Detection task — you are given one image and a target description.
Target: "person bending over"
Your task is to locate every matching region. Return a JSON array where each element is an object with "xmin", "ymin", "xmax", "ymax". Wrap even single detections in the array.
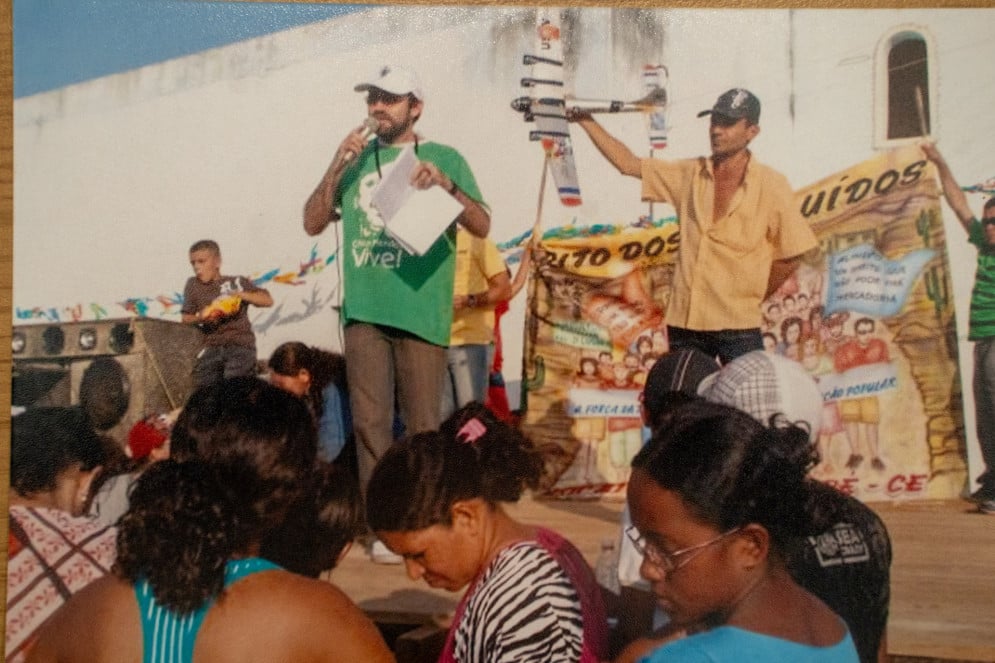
[
  {"xmin": 366, "ymin": 402, "xmax": 608, "ymax": 663},
  {"xmin": 269, "ymin": 341, "xmax": 353, "ymax": 464}
]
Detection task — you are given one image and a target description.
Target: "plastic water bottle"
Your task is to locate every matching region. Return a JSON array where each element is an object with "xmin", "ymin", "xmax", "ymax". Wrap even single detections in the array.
[{"xmin": 595, "ymin": 537, "xmax": 621, "ymax": 595}]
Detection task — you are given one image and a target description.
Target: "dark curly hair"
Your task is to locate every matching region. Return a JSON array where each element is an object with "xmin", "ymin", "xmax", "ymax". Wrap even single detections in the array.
[
  {"xmin": 268, "ymin": 342, "xmax": 347, "ymax": 422},
  {"xmin": 366, "ymin": 402, "xmax": 544, "ymax": 532},
  {"xmin": 260, "ymin": 461, "xmax": 362, "ymax": 578},
  {"xmin": 115, "ymin": 377, "xmax": 317, "ymax": 614},
  {"xmin": 11, "ymin": 406, "xmax": 107, "ymax": 497},
  {"xmin": 632, "ymin": 398, "xmax": 820, "ymax": 552}
]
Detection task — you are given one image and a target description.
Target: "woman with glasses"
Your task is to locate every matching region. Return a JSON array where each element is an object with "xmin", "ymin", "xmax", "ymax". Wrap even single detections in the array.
[{"xmin": 626, "ymin": 399, "xmax": 859, "ymax": 662}]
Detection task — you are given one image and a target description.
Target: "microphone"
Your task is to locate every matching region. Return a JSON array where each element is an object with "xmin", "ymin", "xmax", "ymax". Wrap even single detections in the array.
[{"xmin": 344, "ymin": 117, "xmax": 380, "ymax": 163}]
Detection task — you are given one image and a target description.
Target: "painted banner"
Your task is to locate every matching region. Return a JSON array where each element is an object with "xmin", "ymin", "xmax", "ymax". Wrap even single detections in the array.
[
  {"xmin": 785, "ymin": 145, "xmax": 964, "ymax": 501},
  {"xmin": 522, "ymin": 145, "xmax": 967, "ymax": 502},
  {"xmin": 520, "ymin": 221, "xmax": 679, "ymax": 499}
]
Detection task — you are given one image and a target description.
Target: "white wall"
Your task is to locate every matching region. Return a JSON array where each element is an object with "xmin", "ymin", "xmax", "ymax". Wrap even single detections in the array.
[{"xmin": 14, "ymin": 5, "xmax": 995, "ymax": 480}]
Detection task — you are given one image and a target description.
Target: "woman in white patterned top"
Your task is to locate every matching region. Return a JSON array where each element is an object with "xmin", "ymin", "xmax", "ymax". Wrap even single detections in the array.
[{"xmin": 6, "ymin": 407, "xmax": 116, "ymax": 663}]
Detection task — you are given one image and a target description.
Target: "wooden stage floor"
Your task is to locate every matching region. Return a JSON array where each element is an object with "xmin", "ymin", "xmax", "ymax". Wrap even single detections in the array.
[{"xmin": 332, "ymin": 495, "xmax": 995, "ymax": 663}]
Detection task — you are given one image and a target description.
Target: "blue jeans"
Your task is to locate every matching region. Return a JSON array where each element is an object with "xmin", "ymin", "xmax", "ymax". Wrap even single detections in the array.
[
  {"xmin": 973, "ymin": 338, "xmax": 995, "ymax": 495},
  {"xmin": 666, "ymin": 325, "xmax": 763, "ymax": 364},
  {"xmin": 192, "ymin": 344, "xmax": 257, "ymax": 389},
  {"xmin": 316, "ymin": 383, "xmax": 351, "ymax": 463},
  {"xmin": 441, "ymin": 343, "xmax": 491, "ymax": 420}
]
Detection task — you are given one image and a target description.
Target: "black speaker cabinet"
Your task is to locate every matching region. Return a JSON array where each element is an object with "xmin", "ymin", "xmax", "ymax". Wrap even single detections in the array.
[{"xmin": 12, "ymin": 318, "xmax": 204, "ymax": 445}]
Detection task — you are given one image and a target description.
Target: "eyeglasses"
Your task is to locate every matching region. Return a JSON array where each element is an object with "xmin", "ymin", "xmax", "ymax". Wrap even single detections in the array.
[
  {"xmin": 982, "ymin": 218, "xmax": 995, "ymax": 228},
  {"xmin": 625, "ymin": 525, "xmax": 741, "ymax": 573}
]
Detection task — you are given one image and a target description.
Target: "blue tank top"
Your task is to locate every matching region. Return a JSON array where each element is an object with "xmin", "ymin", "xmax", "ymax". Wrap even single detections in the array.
[{"xmin": 135, "ymin": 557, "xmax": 281, "ymax": 663}]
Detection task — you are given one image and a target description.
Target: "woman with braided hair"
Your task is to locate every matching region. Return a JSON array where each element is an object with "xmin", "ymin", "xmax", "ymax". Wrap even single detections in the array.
[{"xmin": 366, "ymin": 401, "xmax": 607, "ymax": 663}]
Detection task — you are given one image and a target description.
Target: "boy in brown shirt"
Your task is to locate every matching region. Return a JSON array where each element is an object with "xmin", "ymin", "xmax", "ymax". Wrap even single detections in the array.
[{"xmin": 181, "ymin": 239, "xmax": 272, "ymax": 388}]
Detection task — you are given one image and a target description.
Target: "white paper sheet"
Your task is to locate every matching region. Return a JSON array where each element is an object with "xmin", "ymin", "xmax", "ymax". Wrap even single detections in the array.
[{"xmin": 370, "ymin": 144, "xmax": 463, "ymax": 256}]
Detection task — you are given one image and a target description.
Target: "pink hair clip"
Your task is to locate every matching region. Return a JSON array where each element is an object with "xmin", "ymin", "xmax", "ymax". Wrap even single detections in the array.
[{"xmin": 457, "ymin": 418, "xmax": 487, "ymax": 444}]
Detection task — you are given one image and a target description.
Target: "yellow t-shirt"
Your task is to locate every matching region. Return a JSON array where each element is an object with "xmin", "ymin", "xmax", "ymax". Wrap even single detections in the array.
[
  {"xmin": 450, "ymin": 230, "xmax": 507, "ymax": 346},
  {"xmin": 641, "ymin": 154, "xmax": 817, "ymax": 331}
]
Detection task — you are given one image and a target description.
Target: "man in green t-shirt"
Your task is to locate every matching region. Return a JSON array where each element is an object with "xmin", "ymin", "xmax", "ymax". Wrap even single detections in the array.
[
  {"xmin": 922, "ymin": 142, "xmax": 995, "ymax": 514},
  {"xmin": 303, "ymin": 66, "xmax": 491, "ymax": 549}
]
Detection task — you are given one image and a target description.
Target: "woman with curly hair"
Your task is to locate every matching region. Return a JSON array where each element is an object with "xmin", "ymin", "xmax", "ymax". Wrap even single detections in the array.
[
  {"xmin": 28, "ymin": 378, "xmax": 393, "ymax": 663},
  {"xmin": 625, "ymin": 399, "xmax": 859, "ymax": 662},
  {"xmin": 268, "ymin": 341, "xmax": 352, "ymax": 463},
  {"xmin": 366, "ymin": 402, "xmax": 607, "ymax": 663}
]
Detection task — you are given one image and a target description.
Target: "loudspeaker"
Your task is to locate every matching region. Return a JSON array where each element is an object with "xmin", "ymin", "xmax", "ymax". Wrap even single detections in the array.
[{"xmin": 12, "ymin": 318, "xmax": 204, "ymax": 445}]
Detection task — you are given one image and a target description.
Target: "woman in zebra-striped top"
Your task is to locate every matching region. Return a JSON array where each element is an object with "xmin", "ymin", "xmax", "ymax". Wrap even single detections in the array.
[{"xmin": 367, "ymin": 402, "xmax": 609, "ymax": 663}]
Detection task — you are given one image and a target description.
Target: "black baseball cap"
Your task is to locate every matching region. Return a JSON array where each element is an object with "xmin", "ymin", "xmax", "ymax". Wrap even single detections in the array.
[
  {"xmin": 697, "ymin": 88, "xmax": 761, "ymax": 124},
  {"xmin": 642, "ymin": 348, "xmax": 719, "ymax": 425}
]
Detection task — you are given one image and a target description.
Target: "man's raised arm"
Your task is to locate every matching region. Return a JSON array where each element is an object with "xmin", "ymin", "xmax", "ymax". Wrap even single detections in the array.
[
  {"xmin": 921, "ymin": 141, "xmax": 974, "ymax": 233},
  {"xmin": 570, "ymin": 112, "xmax": 642, "ymax": 178}
]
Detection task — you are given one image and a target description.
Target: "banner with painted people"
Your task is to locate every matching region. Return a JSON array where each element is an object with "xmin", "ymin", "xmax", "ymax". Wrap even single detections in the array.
[
  {"xmin": 522, "ymin": 145, "xmax": 966, "ymax": 501},
  {"xmin": 520, "ymin": 221, "xmax": 678, "ymax": 499},
  {"xmin": 779, "ymin": 144, "xmax": 964, "ymax": 501}
]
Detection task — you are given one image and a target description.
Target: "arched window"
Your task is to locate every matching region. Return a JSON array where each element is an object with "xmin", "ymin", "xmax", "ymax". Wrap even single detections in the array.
[{"xmin": 874, "ymin": 27, "xmax": 936, "ymax": 148}]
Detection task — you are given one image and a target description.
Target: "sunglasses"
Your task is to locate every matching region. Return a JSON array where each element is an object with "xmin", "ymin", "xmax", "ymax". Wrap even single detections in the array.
[
  {"xmin": 982, "ymin": 218, "xmax": 995, "ymax": 228},
  {"xmin": 366, "ymin": 90, "xmax": 409, "ymax": 106}
]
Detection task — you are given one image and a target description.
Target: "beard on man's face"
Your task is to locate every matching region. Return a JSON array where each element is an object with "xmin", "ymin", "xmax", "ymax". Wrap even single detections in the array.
[{"xmin": 372, "ymin": 105, "xmax": 417, "ymax": 144}]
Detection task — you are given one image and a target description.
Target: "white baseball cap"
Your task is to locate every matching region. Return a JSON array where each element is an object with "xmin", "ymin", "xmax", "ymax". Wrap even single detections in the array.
[{"xmin": 354, "ymin": 65, "xmax": 424, "ymax": 101}]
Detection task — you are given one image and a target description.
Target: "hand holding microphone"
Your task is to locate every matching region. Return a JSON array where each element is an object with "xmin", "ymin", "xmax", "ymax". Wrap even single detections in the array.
[{"xmin": 341, "ymin": 117, "xmax": 380, "ymax": 164}]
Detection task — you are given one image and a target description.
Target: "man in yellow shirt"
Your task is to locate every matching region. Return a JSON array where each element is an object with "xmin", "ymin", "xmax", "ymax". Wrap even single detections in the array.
[
  {"xmin": 571, "ymin": 89, "xmax": 817, "ymax": 363},
  {"xmin": 443, "ymin": 229, "xmax": 512, "ymax": 418}
]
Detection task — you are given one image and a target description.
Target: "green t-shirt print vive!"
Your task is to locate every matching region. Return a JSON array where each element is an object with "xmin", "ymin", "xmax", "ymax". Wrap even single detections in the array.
[{"xmin": 338, "ymin": 140, "xmax": 485, "ymax": 347}]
